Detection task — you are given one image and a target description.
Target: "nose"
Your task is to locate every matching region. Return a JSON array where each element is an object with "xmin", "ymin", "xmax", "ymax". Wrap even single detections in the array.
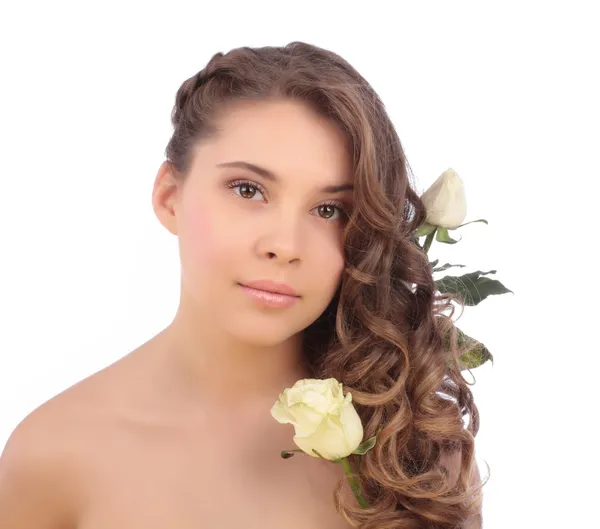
[{"xmin": 253, "ymin": 213, "xmax": 303, "ymax": 265}]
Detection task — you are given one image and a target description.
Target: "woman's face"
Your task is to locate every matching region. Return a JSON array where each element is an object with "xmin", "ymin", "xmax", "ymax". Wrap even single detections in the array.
[{"xmin": 166, "ymin": 98, "xmax": 353, "ymax": 346}]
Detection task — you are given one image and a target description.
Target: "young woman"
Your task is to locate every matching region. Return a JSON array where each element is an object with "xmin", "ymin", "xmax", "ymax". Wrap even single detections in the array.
[{"xmin": 0, "ymin": 41, "xmax": 485, "ymax": 528}]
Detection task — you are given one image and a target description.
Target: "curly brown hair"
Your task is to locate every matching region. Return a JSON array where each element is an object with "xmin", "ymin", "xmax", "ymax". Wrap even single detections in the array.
[{"xmin": 165, "ymin": 41, "xmax": 488, "ymax": 529}]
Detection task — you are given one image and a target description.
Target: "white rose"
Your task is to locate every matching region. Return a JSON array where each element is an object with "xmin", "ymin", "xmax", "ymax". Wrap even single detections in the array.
[
  {"xmin": 421, "ymin": 168, "xmax": 467, "ymax": 229},
  {"xmin": 270, "ymin": 378, "xmax": 364, "ymax": 460}
]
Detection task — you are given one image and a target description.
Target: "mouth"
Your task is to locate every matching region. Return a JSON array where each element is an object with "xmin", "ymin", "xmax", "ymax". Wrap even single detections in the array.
[
  {"xmin": 238, "ymin": 280, "xmax": 300, "ymax": 297},
  {"xmin": 237, "ymin": 280, "xmax": 300, "ymax": 309}
]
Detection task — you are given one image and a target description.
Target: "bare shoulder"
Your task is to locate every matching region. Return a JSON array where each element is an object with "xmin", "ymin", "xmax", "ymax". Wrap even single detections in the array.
[
  {"xmin": 0, "ymin": 387, "xmax": 90, "ymax": 528},
  {"xmin": 0, "ymin": 345, "xmax": 147, "ymax": 529}
]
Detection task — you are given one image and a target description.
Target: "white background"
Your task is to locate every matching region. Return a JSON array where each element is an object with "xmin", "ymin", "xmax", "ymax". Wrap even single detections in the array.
[{"xmin": 0, "ymin": 1, "xmax": 597, "ymax": 527}]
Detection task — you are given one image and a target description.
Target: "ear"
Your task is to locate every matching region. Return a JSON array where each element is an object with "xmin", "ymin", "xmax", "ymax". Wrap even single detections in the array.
[{"xmin": 152, "ymin": 161, "xmax": 183, "ymax": 236}]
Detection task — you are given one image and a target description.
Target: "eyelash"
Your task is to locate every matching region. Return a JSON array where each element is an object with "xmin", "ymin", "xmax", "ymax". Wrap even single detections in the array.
[
  {"xmin": 227, "ymin": 179, "xmax": 267, "ymax": 200},
  {"xmin": 226, "ymin": 179, "xmax": 348, "ymax": 221}
]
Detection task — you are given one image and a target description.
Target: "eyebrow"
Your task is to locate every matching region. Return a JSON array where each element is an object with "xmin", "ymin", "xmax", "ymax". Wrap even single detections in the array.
[{"xmin": 216, "ymin": 161, "xmax": 354, "ymax": 193}]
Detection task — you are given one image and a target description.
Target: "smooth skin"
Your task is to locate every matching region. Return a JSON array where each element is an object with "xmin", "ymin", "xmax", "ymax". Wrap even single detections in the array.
[{"xmin": 0, "ymin": 99, "xmax": 478, "ymax": 528}]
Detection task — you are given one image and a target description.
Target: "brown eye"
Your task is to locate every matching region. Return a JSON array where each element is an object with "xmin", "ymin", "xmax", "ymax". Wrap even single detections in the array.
[
  {"xmin": 317, "ymin": 204, "xmax": 337, "ymax": 219},
  {"xmin": 229, "ymin": 180, "xmax": 265, "ymax": 201},
  {"xmin": 313, "ymin": 202, "xmax": 348, "ymax": 222},
  {"xmin": 239, "ymin": 183, "xmax": 256, "ymax": 199}
]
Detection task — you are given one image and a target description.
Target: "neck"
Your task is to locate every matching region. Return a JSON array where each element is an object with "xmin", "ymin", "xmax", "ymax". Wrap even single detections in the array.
[{"xmin": 154, "ymin": 303, "xmax": 311, "ymax": 407}]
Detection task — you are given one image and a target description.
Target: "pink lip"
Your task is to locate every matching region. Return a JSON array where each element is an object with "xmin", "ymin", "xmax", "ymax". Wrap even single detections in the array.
[
  {"xmin": 241, "ymin": 280, "xmax": 299, "ymax": 297},
  {"xmin": 238, "ymin": 280, "xmax": 300, "ymax": 309}
]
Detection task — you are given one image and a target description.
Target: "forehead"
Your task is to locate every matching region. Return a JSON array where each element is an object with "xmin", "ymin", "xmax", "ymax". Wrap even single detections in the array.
[{"xmin": 193, "ymin": 99, "xmax": 353, "ymax": 184}]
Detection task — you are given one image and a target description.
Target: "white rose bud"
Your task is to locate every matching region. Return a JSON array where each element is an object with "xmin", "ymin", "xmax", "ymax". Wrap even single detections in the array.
[
  {"xmin": 421, "ymin": 168, "xmax": 467, "ymax": 229},
  {"xmin": 270, "ymin": 378, "xmax": 364, "ymax": 461}
]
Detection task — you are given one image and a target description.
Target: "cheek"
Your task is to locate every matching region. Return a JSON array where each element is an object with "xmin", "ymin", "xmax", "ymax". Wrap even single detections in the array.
[
  {"xmin": 310, "ymin": 235, "xmax": 345, "ymax": 288},
  {"xmin": 331, "ymin": 254, "xmax": 345, "ymax": 286},
  {"xmin": 180, "ymin": 204, "xmax": 229, "ymax": 270},
  {"xmin": 328, "ymin": 230, "xmax": 346, "ymax": 274},
  {"xmin": 180, "ymin": 196, "xmax": 248, "ymax": 271}
]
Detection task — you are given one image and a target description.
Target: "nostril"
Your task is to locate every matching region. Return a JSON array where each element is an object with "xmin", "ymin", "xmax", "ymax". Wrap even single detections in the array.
[{"xmin": 267, "ymin": 252, "xmax": 277, "ymax": 259}]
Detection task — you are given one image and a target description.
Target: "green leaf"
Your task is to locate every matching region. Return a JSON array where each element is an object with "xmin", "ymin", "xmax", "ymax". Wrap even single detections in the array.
[
  {"xmin": 281, "ymin": 449, "xmax": 304, "ymax": 459},
  {"xmin": 429, "ymin": 259, "xmax": 440, "ymax": 268},
  {"xmin": 456, "ymin": 327, "xmax": 494, "ymax": 369},
  {"xmin": 352, "ymin": 435, "xmax": 378, "ymax": 455},
  {"xmin": 443, "ymin": 326, "xmax": 494, "ymax": 370},
  {"xmin": 415, "ymin": 222, "xmax": 437, "ymax": 237},
  {"xmin": 435, "ymin": 270, "xmax": 513, "ymax": 306},
  {"xmin": 456, "ymin": 218, "xmax": 488, "ymax": 229},
  {"xmin": 432, "ymin": 262, "xmax": 466, "ymax": 273},
  {"xmin": 459, "ymin": 344, "xmax": 494, "ymax": 369},
  {"xmin": 436, "ymin": 227, "xmax": 460, "ymax": 244}
]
